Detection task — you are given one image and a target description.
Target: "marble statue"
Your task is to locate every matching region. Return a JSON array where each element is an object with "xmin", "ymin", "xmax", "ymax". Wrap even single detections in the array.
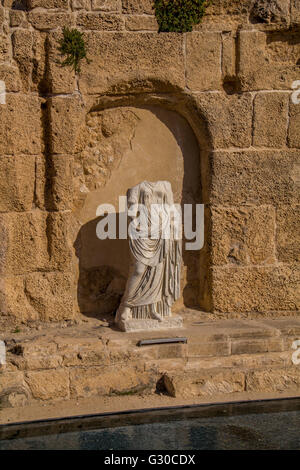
[{"xmin": 115, "ymin": 181, "xmax": 183, "ymax": 332}]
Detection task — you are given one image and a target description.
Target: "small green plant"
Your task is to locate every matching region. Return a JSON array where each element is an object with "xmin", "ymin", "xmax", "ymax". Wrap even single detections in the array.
[
  {"xmin": 58, "ymin": 27, "xmax": 89, "ymax": 74},
  {"xmin": 154, "ymin": 0, "xmax": 209, "ymax": 33},
  {"xmin": 13, "ymin": 327, "xmax": 21, "ymax": 334}
]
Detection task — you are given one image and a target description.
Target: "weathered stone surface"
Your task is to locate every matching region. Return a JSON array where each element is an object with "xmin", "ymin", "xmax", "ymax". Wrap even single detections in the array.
[
  {"xmin": 50, "ymin": 155, "xmax": 74, "ymax": 210},
  {"xmin": 24, "ymin": 272, "xmax": 76, "ymax": 321},
  {"xmin": 211, "ymin": 265, "xmax": 300, "ymax": 312},
  {"xmin": 238, "ymin": 30, "xmax": 300, "ymax": 91},
  {"xmin": 8, "ymin": 339, "xmax": 62, "ymax": 371},
  {"xmin": 50, "ymin": 96, "xmax": 85, "ymax": 154},
  {"xmin": 78, "ymin": 32, "xmax": 185, "ymax": 94},
  {"xmin": 92, "ymin": 0, "xmax": 121, "ymax": 11},
  {"xmin": 288, "ymin": 101, "xmax": 300, "ymax": 148},
  {"xmin": 0, "ymin": 65, "xmax": 22, "ymax": 93},
  {"xmin": 164, "ymin": 369, "xmax": 245, "ymax": 398},
  {"xmin": 122, "ymin": 0, "xmax": 153, "ymax": 14},
  {"xmin": 125, "ymin": 15, "xmax": 157, "ymax": 31},
  {"xmin": 0, "ymin": 211, "xmax": 49, "ymax": 275},
  {"xmin": 250, "ymin": 0, "xmax": 290, "ymax": 25},
  {"xmin": 48, "ymin": 31, "xmax": 76, "ymax": 94},
  {"xmin": 221, "ymin": 32, "xmax": 235, "ymax": 79},
  {"xmin": 0, "ymin": 94, "xmax": 41, "ymax": 156},
  {"xmin": 28, "ymin": 12, "xmax": 73, "ymax": 30},
  {"xmin": 0, "ymin": 371, "xmax": 29, "ymax": 407},
  {"xmin": 27, "ymin": 0, "xmax": 69, "ymax": 8},
  {"xmin": 291, "ymin": 0, "xmax": 300, "ymax": 25},
  {"xmin": 0, "ymin": 155, "xmax": 35, "ymax": 212},
  {"xmin": 276, "ymin": 205, "xmax": 300, "ymax": 263},
  {"xmin": 12, "ymin": 29, "xmax": 32, "ymax": 90},
  {"xmin": 56, "ymin": 336, "xmax": 108, "ymax": 366},
  {"xmin": 72, "ymin": 0, "xmax": 91, "ymax": 9},
  {"xmin": 231, "ymin": 337, "xmax": 284, "ymax": 355},
  {"xmin": 0, "ymin": 34, "xmax": 10, "ymax": 63},
  {"xmin": 25, "ymin": 370, "xmax": 69, "ymax": 400},
  {"xmin": 0, "ymin": 276, "xmax": 39, "ymax": 321},
  {"xmin": 210, "ymin": 150, "xmax": 300, "ymax": 206},
  {"xmin": 10, "ymin": 10, "xmax": 28, "ymax": 28},
  {"xmin": 47, "ymin": 212, "xmax": 73, "ymax": 271},
  {"xmin": 120, "ymin": 317, "xmax": 183, "ymax": 333},
  {"xmin": 246, "ymin": 367, "xmax": 300, "ymax": 392},
  {"xmin": 195, "ymin": 93, "xmax": 252, "ymax": 148},
  {"xmin": 70, "ymin": 365, "xmax": 155, "ymax": 398},
  {"xmin": 253, "ymin": 92, "xmax": 289, "ymax": 147},
  {"xmin": 186, "ymin": 32, "xmax": 222, "ymax": 91},
  {"xmin": 76, "ymin": 12, "xmax": 124, "ymax": 30},
  {"xmin": 211, "ymin": 206, "xmax": 276, "ymax": 266},
  {"xmin": 188, "ymin": 340, "xmax": 230, "ymax": 357}
]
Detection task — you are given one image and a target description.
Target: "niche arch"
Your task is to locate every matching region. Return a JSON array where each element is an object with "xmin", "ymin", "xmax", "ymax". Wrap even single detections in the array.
[{"xmin": 73, "ymin": 91, "xmax": 213, "ymax": 319}]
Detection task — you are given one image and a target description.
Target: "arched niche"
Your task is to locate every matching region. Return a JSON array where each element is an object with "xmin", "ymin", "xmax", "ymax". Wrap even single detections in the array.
[{"xmin": 73, "ymin": 100, "xmax": 211, "ymax": 319}]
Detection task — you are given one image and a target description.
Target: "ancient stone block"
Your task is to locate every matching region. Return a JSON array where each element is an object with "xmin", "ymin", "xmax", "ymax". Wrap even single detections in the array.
[
  {"xmin": 25, "ymin": 370, "xmax": 69, "ymax": 400},
  {"xmin": 211, "ymin": 265, "xmax": 300, "ymax": 312},
  {"xmin": 24, "ymin": 272, "xmax": 76, "ymax": 321},
  {"xmin": 76, "ymin": 12, "xmax": 124, "ymax": 30},
  {"xmin": 125, "ymin": 15, "xmax": 158, "ymax": 31},
  {"xmin": 92, "ymin": 0, "xmax": 121, "ymax": 11},
  {"xmin": 253, "ymin": 92, "xmax": 289, "ymax": 148},
  {"xmin": 288, "ymin": 101, "xmax": 300, "ymax": 148},
  {"xmin": 163, "ymin": 369, "xmax": 245, "ymax": 398},
  {"xmin": 210, "ymin": 150, "xmax": 300, "ymax": 206},
  {"xmin": 238, "ymin": 30, "xmax": 300, "ymax": 91},
  {"xmin": 12, "ymin": 30, "xmax": 32, "ymax": 90},
  {"xmin": 27, "ymin": 0, "xmax": 69, "ymax": 8},
  {"xmin": 188, "ymin": 340, "xmax": 230, "ymax": 357},
  {"xmin": 194, "ymin": 93, "xmax": 252, "ymax": 148},
  {"xmin": 0, "ymin": 211, "xmax": 49, "ymax": 275},
  {"xmin": 47, "ymin": 212, "xmax": 73, "ymax": 271},
  {"xmin": 78, "ymin": 32, "xmax": 185, "ymax": 94},
  {"xmin": 0, "ymin": 155, "xmax": 35, "ymax": 212},
  {"xmin": 0, "ymin": 94, "xmax": 41, "ymax": 156},
  {"xmin": 221, "ymin": 32, "xmax": 235, "ymax": 79},
  {"xmin": 0, "ymin": 370, "xmax": 30, "ymax": 407},
  {"xmin": 72, "ymin": 0, "xmax": 91, "ymax": 9},
  {"xmin": 0, "ymin": 65, "xmax": 22, "ymax": 93},
  {"xmin": 231, "ymin": 337, "xmax": 284, "ymax": 355},
  {"xmin": 48, "ymin": 31, "xmax": 76, "ymax": 94},
  {"xmin": 0, "ymin": 275, "xmax": 39, "ymax": 321},
  {"xmin": 28, "ymin": 11, "xmax": 73, "ymax": 30},
  {"xmin": 50, "ymin": 155, "xmax": 74, "ymax": 210},
  {"xmin": 291, "ymin": 0, "xmax": 300, "ymax": 25},
  {"xmin": 186, "ymin": 32, "xmax": 222, "ymax": 91},
  {"xmin": 50, "ymin": 96, "xmax": 85, "ymax": 154},
  {"xmin": 0, "ymin": 371, "xmax": 25, "ymax": 394},
  {"xmin": 0, "ymin": 34, "xmax": 11, "ymax": 63},
  {"xmin": 122, "ymin": 0, "xmax": 153, "ymax": 14},
  {"xmin": 56, "ymin": 336, "xmax": 107, "ymax": 366},
  {"xmin": 250, "ymin": 0, "xmax": 290, "ymax": 25},
  {"xmin": 70, "ymin": 365, "xmax": 155, "ymax": 398},
  {"xmin": 211, "ymin": 206, "xmax": 276, "ymax": 266},
  {"xmin": 276, "ymin": 205, "xmax": 300, "ymax": 262},
  {"xmin": 10, "ymin": 10, "xmax": 28, "ymax": 28},
  {"xmin": 246, "ymin": 368, "xmax": 300, "ymax": 392}
]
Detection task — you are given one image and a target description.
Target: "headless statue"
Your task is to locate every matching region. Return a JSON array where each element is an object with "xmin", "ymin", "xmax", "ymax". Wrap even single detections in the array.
[{"xmin": 115, "ymin": 181, "xmax": 182, "ymax": 330}]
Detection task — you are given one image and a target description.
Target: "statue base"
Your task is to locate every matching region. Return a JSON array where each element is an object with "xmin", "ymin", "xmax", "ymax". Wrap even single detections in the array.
[{"xmin": 117, "ymin": 316, "xmax": 183, "ymax": 333}]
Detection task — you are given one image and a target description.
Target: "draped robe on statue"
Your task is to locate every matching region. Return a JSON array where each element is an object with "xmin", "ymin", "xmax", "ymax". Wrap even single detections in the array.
[{"xmin": 119, "ymin": 181, "xmax": 182, "ymax": 320}]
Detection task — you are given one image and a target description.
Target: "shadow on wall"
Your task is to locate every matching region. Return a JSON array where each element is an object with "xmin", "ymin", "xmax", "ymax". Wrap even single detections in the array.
[{"xmin": 73, "ymin": 105, "xmax": 202, "ymax": 321}]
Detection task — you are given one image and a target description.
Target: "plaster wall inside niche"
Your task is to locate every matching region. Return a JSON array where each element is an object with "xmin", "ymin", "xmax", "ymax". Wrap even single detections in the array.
[{"xmin": 73, "ymin": 106, "xmax": 201, "ymax": 319}]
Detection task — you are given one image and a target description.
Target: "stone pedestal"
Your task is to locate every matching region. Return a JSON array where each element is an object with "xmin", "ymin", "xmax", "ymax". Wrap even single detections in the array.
[{"xmin": 118, "ymin": 316, "xmax": 183, "ymax": 333}]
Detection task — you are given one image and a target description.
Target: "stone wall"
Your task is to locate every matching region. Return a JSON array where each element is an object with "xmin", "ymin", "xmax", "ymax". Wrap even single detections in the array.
[{"xmin": 0, "ymin": 0, "xmax": 299, "ymax": 325}]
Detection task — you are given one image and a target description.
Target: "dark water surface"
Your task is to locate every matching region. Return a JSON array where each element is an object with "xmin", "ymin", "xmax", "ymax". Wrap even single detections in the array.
[{"xmin": 0, "ymin": 398, "xmax": 299, "ymax": 450}]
